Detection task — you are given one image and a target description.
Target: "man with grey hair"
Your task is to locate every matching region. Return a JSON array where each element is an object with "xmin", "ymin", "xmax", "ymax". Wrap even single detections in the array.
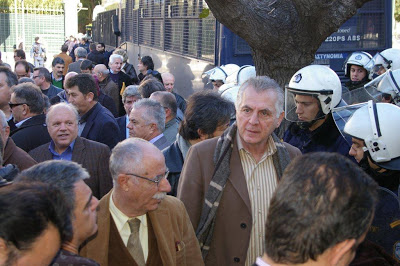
[
  {"xmin": 117, "ymin": 85, "xmax": 142, "ymax": 141},
  {"xmin": 127, "ymin": 98, "xmax": 169, "ymax": 150},
  {"xmin": 9, "ymin": 83, "xmax": 51, "ymax": 152},
  {"xmin": 33, "ymin": 67, "xmax": 63, "ymax": 99},
  {"xmin": 29, "ymin": 103, "xmax": 113, "ymax": 199},
  {"xmin": 67, "ymin": 47, "xmax": 88, "ymax": 73},
  {"xmin": 93, "ymin": 64, "xmax": 120, "ymax": 113},
  {"xmin": 79, "ymin": 138, "xmax": 203, "ymax": 265},
  {"xmin": 178, "ymin": 76, "xmax": 301, "ymax": 265},
  {"xmin": 15, "ymin": 160, "xmax": 100, "ymax": 265},
  {"xmin": 109, "ymin": 54, "xmax": 132, "ymax": 116},
  {"xmin": 150, "ymin": 91, "xmax": 179, "ymax": 145},
  {"xmin": 161, "ymin": 72, "xmax": 186, "ymax": 113},
  {"xmin": 0, "ymin": 109, "xmax": 36, "ymax": 170}
]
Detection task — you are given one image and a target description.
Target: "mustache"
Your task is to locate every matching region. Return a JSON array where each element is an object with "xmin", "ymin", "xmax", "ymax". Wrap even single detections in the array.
[{"xmin": 153, "ymin": 192, "xmax": 166, "ymax": 200}]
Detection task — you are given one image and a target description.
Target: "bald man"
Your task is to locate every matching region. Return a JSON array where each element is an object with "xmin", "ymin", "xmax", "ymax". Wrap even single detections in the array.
[
  {"xmin": 94, "ymin": 64, "xmax": 120, "ymax": 114},
  {"xmin": 161, "ymin": 72, "xmax": 186, "ymax": 113}
]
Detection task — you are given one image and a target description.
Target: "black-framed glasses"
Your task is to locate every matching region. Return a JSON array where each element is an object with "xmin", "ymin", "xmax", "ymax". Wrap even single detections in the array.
[
  {"xmin": 125, "ymin": 171, "xmax": 169, "ymax": 186},
  {"xmin": 9, "ymin": 102, "xmax": 28, "ymax": 108}
]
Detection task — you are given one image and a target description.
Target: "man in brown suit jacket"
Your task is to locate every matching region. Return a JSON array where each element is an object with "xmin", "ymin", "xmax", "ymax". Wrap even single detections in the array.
[
  {"xmin": 178, "ymin": 76, "xmax": 302, "ymax": 265},
  {"xmin": 80, "ymin": 138, "xmax": 204, "ymax": 266},
  {"xmin": 28, "ymin": 103, "xmax": 112, "ymax": 199}
]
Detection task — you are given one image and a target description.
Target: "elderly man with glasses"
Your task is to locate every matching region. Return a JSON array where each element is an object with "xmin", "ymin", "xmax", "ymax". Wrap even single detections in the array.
[{"xmin": 80, "ymin": 138, "xmax": 203, "ymax": 266}]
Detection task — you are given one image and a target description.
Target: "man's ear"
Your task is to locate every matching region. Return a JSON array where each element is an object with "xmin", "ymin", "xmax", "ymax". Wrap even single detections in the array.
[
  {"xmin": 117, "ymin": 174, "xmax": 130, "ymax": 191},
  {"xmin": 0, "ymin": 238, "xmax": 9, "ymax": 264},
  {"xmin": 197, "ymin": 129, "xmax": 207, "ymax": 141},
  {"xmin": 276, "ymin": 111, "xmax": 285, "ymax": 128},
  {"xmin": 329, "ymin": 239, "xmax": 356, "ymax": 266},
  {"xmin": 164, "ymin": 108, "xmax": 171, "ymax": 119},
  {"xmin": 85, "ymin": 92, "xmax": 95, "ymax": 102},
  {"xmin": 4, "ymin": 126, "xmax": 10, "ymax": 139}
]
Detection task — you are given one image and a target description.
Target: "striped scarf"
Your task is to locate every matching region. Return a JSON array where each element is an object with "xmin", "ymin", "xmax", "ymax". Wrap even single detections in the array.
[{"xmin": 195, "ymin": 122, "xmax": 291, "ymax": 259}]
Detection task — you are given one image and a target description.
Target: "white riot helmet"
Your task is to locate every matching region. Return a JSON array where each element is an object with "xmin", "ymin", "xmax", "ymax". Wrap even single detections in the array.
[
  {"xmin": 343, "ymin": 101, "xmax": 400, "ymax": 170},
  {"xmin": 225, "ymin": 65, "xmax": 256, "ymax": 86},
  {"xmin": 343, "ymin": 51, "xmax": 372, "ymax": 78},
  {"xmin": 203, "ymin": 64, "xmax": 240, "ymax": 84},
  {"xmin": 365, "ymin": 48, "xmax": 400, "ymax": 79},
  {"xmin": 362, "ymin": 69, "xmax": 400, "ymax": 106},
  {"xmin": 285, "ymin": 65, "xmax": 342, "ymax": 123}
]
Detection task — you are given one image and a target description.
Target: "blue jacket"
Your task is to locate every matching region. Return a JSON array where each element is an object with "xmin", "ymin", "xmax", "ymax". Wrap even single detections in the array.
[
  {"xmin": 163, "ymin": 141, "xmax": 184, "ymax": 197},
  {"xmin": 283, "ymin": 114, "xmax": 353, "ymax": 160},
  {"xmin": 80, "ymin": 103, "xmax": 120, "ymax": 149}
]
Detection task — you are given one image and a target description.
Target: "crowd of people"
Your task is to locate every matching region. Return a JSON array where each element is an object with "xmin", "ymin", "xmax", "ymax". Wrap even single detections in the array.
[{"xmin": 0, "ymin": 34, "xmax": 398, "ymax": 266}]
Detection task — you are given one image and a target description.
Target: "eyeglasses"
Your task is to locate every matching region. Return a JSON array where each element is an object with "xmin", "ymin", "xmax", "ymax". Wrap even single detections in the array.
[
  {"xmin": 9, "ymin": 102, "xmax": 28, "ymax": 108},
  {"xmin": 125, "ymin": 171, "xmax": 169, "ymax": 186}
]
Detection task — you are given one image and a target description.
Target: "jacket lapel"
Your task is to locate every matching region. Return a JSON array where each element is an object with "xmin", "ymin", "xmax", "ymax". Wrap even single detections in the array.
[
  {"xmin": 228, "ymin": 137, "xmax": 252, "ymax": 215},
  {"xmin": 71, "ymin": 137, "xmax": 86, "ymax": 163},
  {"xmin": 148, "ymin": 205, "xmax": 175, "ymax": 265}
]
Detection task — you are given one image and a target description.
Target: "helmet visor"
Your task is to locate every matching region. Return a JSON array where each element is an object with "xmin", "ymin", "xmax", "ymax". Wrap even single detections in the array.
[
  {"xmin": 366, "ymin": 53, "xmax": 391, "ymax": 78},
  {"xmin": 284, "ymin": 87, "xmax": 326, "ymax": 122}
]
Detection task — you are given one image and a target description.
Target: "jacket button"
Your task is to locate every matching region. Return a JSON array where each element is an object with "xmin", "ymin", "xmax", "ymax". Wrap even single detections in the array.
[
  {"xmin": 240, "ymin": 223, "xmax": 247, "ymax": 229},
  {"xmin": 234, "ymin": 257, "xmax": 240, "ymax": 263}
]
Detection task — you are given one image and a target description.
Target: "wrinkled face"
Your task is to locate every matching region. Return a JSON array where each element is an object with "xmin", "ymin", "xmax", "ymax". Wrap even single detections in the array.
[
  {"xmin": 15, "ymin": 65, "xmax": 29, "ymax": 79},
  {"xmin": 349, "ymin": 138, "xmax": 366, "ymax": 163},
  {"xmin": 350, "ymin": 65, "xmax": 367, "ymax": 82},
  {"xmin": 0, "ymin": 72, "xmax": 12, "ymax": 108},
  {"xmin": 32, "ymin": 70, "xmax": 44, "ymax": 87},
  {"xmin": 110, "ymin": 58, "xmax": 122, "ymax": 73},
  {"xmin": 125, "ymin": 149, "xmax": 171, "ymax": 213},
  {"xmin": 294, "ymin": 94, "xmax": 320, "ymax": 122},
  {"xmin": 47, "ymin": 108, "xmax": 78, "ymax": 151},
  {"xmin": 72, "ymin": 180, "xmax": 99, "ymax": 245},
  {"xmin": 67, "ymin": 86, "xmax": 91, "ymax": 115},
  {"xmin": 212, "ymin": 80, "xmax": 224, "ymax": 91},
  {"xmin": 12, "ymin": 223, "xmax": 61, "ymax": 266},
  {"xmin": 52, "ymin": 64, "xmax": 65, "ymax": 78},
  {"xmin": 124, "ymin": 96, "xmax": 141, "ymax": 116},
  {"xmin": 137, "ymin": 60, "xmax": 147, "ymax": 73},
  {"xmin": 9, "ymin": 93, "xmax": 25, "ymax": 123},
  {"xmin": 127, "ymin": 107, "xmax": 153, "ymax": 140},
  {"xmin": 236, "ymin": 87, "xmax": 283, "ymax": 149},
  {"xmin": 96, "ymin": 44, "xmax": 104, "ymax": 52},
  {"xmin": 163, "ymin": 76, "xmax": 174, "ymax": 92}
]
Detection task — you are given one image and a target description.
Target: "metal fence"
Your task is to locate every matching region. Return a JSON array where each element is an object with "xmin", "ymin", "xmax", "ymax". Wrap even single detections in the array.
[
  {"xmin": 93, "ymin": 0, "xmax": 216, "ymax": 62},
  {"xmin": 0, "ymin": 5, "xmax": 64, "ymax": 55}
]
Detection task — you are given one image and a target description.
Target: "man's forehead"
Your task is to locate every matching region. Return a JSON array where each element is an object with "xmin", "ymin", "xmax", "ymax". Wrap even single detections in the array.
[
  {"xmin": 240, "ymin": 87, "xmax": 278, "ymax": 107},
  {"xmin": 294, "ymin": 94, "xmax": 318, "ymax": 102}
]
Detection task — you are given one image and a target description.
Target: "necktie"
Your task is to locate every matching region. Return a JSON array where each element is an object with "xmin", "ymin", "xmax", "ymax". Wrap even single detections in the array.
[{"xmin": 127, "ymin": 218, "xmax": 145, "ymax": 266}]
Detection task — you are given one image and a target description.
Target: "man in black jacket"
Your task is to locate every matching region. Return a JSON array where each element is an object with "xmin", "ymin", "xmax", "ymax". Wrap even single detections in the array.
[{"xmin": 9, "ymin": 82, "xmax": 51, "ymax": 152}]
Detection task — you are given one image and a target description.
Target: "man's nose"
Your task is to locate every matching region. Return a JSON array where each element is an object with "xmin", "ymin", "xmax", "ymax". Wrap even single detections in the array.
[{"xmin": 158, "ymin": 178, "xmax": 171, "ymax": 193}]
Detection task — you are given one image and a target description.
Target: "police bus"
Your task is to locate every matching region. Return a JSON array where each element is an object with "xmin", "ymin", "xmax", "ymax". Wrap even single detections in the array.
[{"xmin": 92, "ymin": 0, "xmax": 392, "ymax": 97}]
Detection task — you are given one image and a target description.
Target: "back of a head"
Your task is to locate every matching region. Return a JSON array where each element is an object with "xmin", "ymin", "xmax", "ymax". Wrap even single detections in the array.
[
  {"xmin": 14, "ymin": 49, "xmax": 26, "ymax": 59},
  {"xmin": 61, "ymin": 44, "xmax": 68, "ymax": 53},
  {"xmin": 75, "ymin": 47, "xmax": 87, "ymax": 59},
  {"xmin": 139, "ymin": 78, "xmax": 165, "ymax": 98},
  {"xmin": 89, "ymin": 43, "xmax": 96, "ymax": 52},
  {"xmin": 151, "ymin": 91, "xmax": 177, "ymax": 117},
  {"xmin": 12, "ymin": 83, "xmax": 45, "ymax": 115},
  {"xmin": 80, "ymin": 59, "xmax": 93, "ymax": 71},
  {"xmin": 179, "ymin": 90, "xmax": 235, "ymax": 140},
  {"xmin": 0, "ymin": 182, "xmax": 73, "ymax": 259},
  {"xmin": 65, "ymin": 73, "xmax": 98, "ymax": 101},
  {"xmin": 15, "ymin": 160, "xmax": 89, "ymax": 213},
  {"xmin": 113, "ymin": 48, "xmax": 128, "ymax": 63},
  {"xmin": 264, "ymin": 152, "xmax": 378, "ymax": 264},
  {"xmin": 141, "ymin": 56, "xmax": 154, "ymax": 70}
]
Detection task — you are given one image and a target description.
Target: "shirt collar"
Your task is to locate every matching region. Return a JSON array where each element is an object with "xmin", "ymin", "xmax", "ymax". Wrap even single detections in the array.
[
  {"xmin": 109, "ymin": 190, "xmax": 147, "ymax": 233},
  {"xmin": 15, "ymin": 117, "xmax": 32, "ymax": 128},
  {"xmin": 48, "ymin": 139, "xmax": 76, "ymax": 155},
  {"xmin": 79, "ymin": 102, "xmax": 98, "ymax": 124},
  {"xmin": 52, "ymin": 72, "xmax": 63, "ymax": 81},
  {"xmin": 149, "ymin": 133, "xmax": 164, "ymax": 144}
]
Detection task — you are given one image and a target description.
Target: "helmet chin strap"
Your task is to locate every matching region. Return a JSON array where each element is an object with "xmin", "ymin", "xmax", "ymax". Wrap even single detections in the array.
[{"xmin": 296, "ymin": 109, "xmax": 326, "ymax": 130}]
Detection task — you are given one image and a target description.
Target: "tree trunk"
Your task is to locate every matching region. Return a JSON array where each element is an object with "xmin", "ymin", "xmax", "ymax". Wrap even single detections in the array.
[{"xmin": 205, "ymin": 0, "xmax": 373, "ymax": 87}]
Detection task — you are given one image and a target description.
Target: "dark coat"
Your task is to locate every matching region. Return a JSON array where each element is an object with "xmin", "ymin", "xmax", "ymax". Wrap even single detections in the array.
[
  {"xmin": 80, "ymin": 103, "xmax": 120, "ymax": 149},
  {"xmin": 173, "ymin": 92, "xmax": 187, "ymax": 113},
  {"xmin": 43, "ymin": 84, "xmax": 63, "ymax": 99},
  {"xmin": 283, "ymin": 114, "xmax": 353, "ymax": 160},
  {"xmin": 109, "ymin": 71, "xmax": 132, "ymax": 116},
  {"xmin": 87, "ymin": 50, "xmax": 106, "ymax": 65},
  {"xmin": 99, "ymin": 76, "xmax": 120, "ymax": 115},
  {"xmin": 10, "ymin": 114, "xmax": 51, "ymax": 153},
  {"xmin": 162, "ymin": 141, "xmax": 184, "ymax": 196},
  {"xmin": 29, "ymin": 136, "xmax": 113, "ymax": 199},
  {"xmin": 67, "ymin": 59, "xmax": 84, "ymax": 73},
  {"xmin": 116, "ymin": 115, "xmax": 127, "ymax": 141},
  {"xmin": 51, "ymin": 249, "xmax": 99, "ymax": 266},
  {"xmin": 122, "ymin": 63, "xmax": 139, "ymax": 84},
  {"xmin": 3, "ymin": 137, "xmax": 36, "ymax": 171},
  {"xmin": 99, "ymin": 92, "xmax": 118, "ymax": 118}
]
